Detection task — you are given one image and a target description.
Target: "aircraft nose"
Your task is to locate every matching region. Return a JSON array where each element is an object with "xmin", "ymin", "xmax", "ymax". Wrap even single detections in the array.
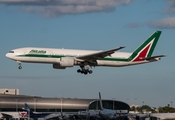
[
  {"xmin": 6, "ymin": 53, "xmax": 11, "ymax": 58},
  {"xmin": 6, "ymin": 53, "xmax": 9, "ymax": 58}
]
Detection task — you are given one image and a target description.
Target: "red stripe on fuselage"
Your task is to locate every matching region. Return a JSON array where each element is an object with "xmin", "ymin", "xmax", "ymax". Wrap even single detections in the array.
[{"xmin": 133, "ymin": 44, "xmax": 151, "ymax": 62}]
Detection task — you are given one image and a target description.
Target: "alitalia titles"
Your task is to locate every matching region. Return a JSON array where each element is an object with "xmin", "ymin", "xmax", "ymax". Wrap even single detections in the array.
[{"xmin": 29, "ymin": 50, "xmax": 46, "ymax": 54}]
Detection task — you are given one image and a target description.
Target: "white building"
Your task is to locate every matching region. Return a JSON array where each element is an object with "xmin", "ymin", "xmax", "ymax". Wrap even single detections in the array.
[{"xmin": 0, "ymin": 88, "xmax": 19, "ymax": 95}]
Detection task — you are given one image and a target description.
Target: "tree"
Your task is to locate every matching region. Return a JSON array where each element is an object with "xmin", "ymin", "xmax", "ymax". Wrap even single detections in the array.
[
  {"xmin": 130, "ymin": 106, "xmax": 136, "ymax": 111},
  {"xmin": 158, "ymin": 104, "xmax": 175, "ymax": 113}
]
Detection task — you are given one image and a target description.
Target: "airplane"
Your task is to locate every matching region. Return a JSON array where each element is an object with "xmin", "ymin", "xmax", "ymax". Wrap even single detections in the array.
[
  {"xmin": 24, "ymin": 103, "xmax": 52, "ymax": 120},
  {"xmin": 24, "ymin": 103, "xmax": 67, "ymax": 120},
  {"xmin": 78, "ymin": 93, "xmax": 149, "ymax": 119},
  {"xmin": 98, "ymin": 92, "xmax": 118, "ymax": 119},
  {"xmin": 77, "ymin": 92, "xmax": 117, "ymax": 119},
  {"xmin": 0, "ymin": 112, "xmax": 27, "ymax": 119},
  {"xmin": 6, "ymin": 31, "xmax": 165, "ymax": 75},
  {"xmin": 44, "ymin": 113, "xmax": 69, "ymax": 120}
]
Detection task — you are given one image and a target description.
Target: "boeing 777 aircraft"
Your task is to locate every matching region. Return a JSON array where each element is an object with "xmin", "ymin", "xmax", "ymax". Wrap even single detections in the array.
[{"xmin": 6, "ymin": 31, "xmax": 165, "ymax": 74}]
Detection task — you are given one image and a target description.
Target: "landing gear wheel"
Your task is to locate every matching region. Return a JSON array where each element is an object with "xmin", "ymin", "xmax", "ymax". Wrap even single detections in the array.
[
  {"xmin": 89, "ymin": 70, "xmax": 93, "ymax": 74},
  {"xmin": 77, "ymin": 66, "xmax": 93, "ymax": 75},
  {"xmin": 18, "ymin": 66, "xmax": 22, "ymax": 69},
  {"xmin": 77, "ymin": 69, "xmax": 81, "ymax": 73},
  {"xmin": 84, "ymin": 71, "xmax": 88, "ymax": 75},
  {"xmin": 17, "ymin": 61, "xmax": 22, "ymax": 70}
]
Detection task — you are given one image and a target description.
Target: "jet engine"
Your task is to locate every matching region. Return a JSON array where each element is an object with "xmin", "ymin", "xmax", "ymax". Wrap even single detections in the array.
[
  {"xmin": 53, "ymin": 64, "xmax": 66, "ymax": 69},
  {"xmin": 53, "ymin": 57, "xmax": 75, "ymax": 69},
  {"xmin": 59, "ymin": 57, "xmax": 74, "ymax": 67}
]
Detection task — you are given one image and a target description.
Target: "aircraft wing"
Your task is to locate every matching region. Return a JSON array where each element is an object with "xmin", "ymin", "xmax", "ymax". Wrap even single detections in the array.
[
  {"xmin": 76, "ymin": 46, "xmax": 125, "ymax": 61},
  {"xmin": 1, "ymin": 113, "xmax": 13, "ymax": 118}
]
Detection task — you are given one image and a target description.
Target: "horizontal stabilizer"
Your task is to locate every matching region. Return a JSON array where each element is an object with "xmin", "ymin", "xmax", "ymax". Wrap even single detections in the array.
[{"xmin": 143, "ymin": 55, "xmax": 166, "ymax": 60}]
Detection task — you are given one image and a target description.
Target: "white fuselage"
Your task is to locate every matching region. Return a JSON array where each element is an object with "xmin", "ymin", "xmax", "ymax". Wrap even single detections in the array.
[{"xmin": 6, "ymin": 47, "xmax": 149, "ymax": 67}]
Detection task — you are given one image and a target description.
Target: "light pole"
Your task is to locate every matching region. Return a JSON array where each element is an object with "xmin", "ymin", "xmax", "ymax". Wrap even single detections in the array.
[
  {"xmin": 15, "ymin": 99, "xmax": 18, "ymax": 112},
  {"xmin": 112, "ymin": 98, "xmax": 116, "ymax": 110},
  {"xmin": 134, "ymin": 98, "xmax": 137, "ymax": 110},
  {"xmin": 97, "ymin": 99, "xmax": 98, "ymax": 110},
  {"xmin": 142, "ymin": 101, "xmax": 144, "ymax": 106},
  {"xmin": 60, "ymin": 98, "xmax": 63, "ymax": 115},
  {"xmin": 171, "ymin": 101, "xmax": 173, "ymax": 107},
  {"xmin": 142, "ymin": 101, "xmax": 144, "ymax": 113},
  {"xmin": 33, "ymin": 98, "xmax": 37, "ymax": 112}
]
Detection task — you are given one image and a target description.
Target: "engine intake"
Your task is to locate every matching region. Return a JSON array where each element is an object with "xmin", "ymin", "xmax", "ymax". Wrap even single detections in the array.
[{"xmin": 53, "ymin": 64, "xmax": 66, "ymax": 69}]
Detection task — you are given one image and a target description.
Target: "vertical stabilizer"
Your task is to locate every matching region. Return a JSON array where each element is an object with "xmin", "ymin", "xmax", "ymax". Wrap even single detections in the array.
[
  {"xmin": 24, "ymin": 103, "xmax": 31, "ymax": 112},
  {"xmin": 128, "ymin": 31, "xmax": 162, "ymax": 62},
  {"xmin": 24, "ymin": 103, "xmax": 34, "ymax": 115},
  {"xmin": 99, "ymin": 92, "xmax": 104, "ymax": 110}
]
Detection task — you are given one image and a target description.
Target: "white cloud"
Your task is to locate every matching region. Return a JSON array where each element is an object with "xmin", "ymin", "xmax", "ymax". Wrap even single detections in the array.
[
  {"xmin": 148, "ymin": 17, "xmax": 175, "ymax": 29},
  {"xmin": 125, "ymin": 23, "xmax": 140, "ymax": 28},
  {"xmin": 165, "ymin": 0, "xmax": 175, "ymax": 14},
  {"xmin": 0, "ymin": 0, "xmax": 133, "ymax": 17}
]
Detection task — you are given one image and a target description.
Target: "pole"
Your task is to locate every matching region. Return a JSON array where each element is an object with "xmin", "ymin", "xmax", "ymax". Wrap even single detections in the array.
[
  {"xmin": 112, "ymin": 98, "xmax": 115, "ymax": 110},
  {"xmin": 15, "ymin": 99, "xmax": 18, "ymax": 112},
  {"xmin": 33, "ymin": 98, "xmax": 36, "ymax": 112},
  {"xmin": 96, "ymin": 99, "xmax": 98, "ymax": 110},
  {"xmin": 60, "ymin": 98, "xmax": 62, "ymax": 116},
  {"xmin": 59, "ymin": 95, "xmax": 63, "ymax": 116},
  {"xmin": 171, "ymin": 101, "xmax": 173, "ymax": 107}
]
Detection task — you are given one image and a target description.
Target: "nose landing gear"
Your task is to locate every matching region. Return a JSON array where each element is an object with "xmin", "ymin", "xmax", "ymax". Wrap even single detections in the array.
[
  {"xmin": 18, "ymin": 66, "xmax": 22, "ymax": 69},
  {"xmin": 17, "ymin": 61, "xmax": 22, "ymax": 69}
]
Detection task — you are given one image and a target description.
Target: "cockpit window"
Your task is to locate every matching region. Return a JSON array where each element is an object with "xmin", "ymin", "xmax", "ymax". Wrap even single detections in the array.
[{"xmin": 9, "ymin": 51, "xmax": 14, "ymax": 53}]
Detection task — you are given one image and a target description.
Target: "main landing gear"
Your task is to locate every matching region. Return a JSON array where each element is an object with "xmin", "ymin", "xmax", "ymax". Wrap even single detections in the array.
[
  {"xmin": 17, "ymin": 61, "xmax": 22, "ymax": 69},
  {"xmin": 77, "ymin": 66, "xmax": 93, "ymax": 75}
]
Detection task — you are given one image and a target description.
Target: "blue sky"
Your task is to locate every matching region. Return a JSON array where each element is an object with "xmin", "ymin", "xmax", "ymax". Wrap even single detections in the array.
[{"xmin": 0, "ymin": 0, "xmax": 175, "ymax": 108}]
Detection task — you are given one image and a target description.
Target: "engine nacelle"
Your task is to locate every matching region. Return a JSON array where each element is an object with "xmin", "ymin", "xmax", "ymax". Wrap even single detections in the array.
[
  {"xmin": 60, "ymin": 57, "xmax": 74, "ymax": 67},
  {"xmin": 53, "ymin": 57, "xmax": 75, "ymax": 69},
  {"xmin": 53, "ymin": 64, "xmax": 66, "ymax": 69}
]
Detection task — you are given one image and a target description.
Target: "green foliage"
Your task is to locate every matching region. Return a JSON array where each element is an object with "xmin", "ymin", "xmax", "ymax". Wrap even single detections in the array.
[
  {"xmin": 142, "ymin": 105, "xmax": 152, "ymax": 111},
  {"xmin": 130, "ymin": 106, "xmax": 136, "ymax": 111},
  {"xmin": 130, "ymin": 104, "xmax": 175, "ymax": 113},
  {"xmin": 158, "ymin": 105, "xmax": 175, "ymax": 113}
]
